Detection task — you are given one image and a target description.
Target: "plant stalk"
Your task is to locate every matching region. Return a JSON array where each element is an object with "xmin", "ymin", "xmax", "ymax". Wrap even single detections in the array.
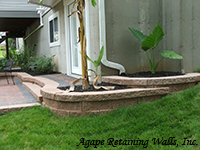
[{"xmin": 77, "ymin": 0, "xmax": 89, "ymax": 89}]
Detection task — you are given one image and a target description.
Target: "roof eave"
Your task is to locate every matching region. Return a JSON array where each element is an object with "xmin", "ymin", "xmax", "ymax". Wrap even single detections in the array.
[{"xmin": 28, "ymin": 0, "xmax": 62, "ymax": 8}]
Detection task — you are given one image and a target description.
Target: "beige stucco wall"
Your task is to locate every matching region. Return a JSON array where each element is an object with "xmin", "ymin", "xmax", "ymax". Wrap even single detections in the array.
[
  {"xmin": 25, "ymin": 0, "xmax": 200, "ymax": 76},
  {"xmin": 163, "ymin": 0, "xmax": 200, "ymax": 73},
  {"xmin": 104, "ymin": 0, "xmax": 200, "ymax": 75},
  {"xmin": 104, "ymin": 0, "xmax": 163, "ymax": 75},
  {"xmin": 25, "ymin": 1, "xmax": 67, "ymax": 73}
]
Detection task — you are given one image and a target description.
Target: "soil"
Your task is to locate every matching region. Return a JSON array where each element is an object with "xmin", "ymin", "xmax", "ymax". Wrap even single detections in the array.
[
  {"xmin": 58, "ymin": 82, "xmax": 131, "ymax": 92},
  {"xmin": 120, "ymin": 71, "xmax": 184, "ymax": 78},
  {"xmin": 11, "ymin": 69, "xmax": 59, "ymax": 76}
]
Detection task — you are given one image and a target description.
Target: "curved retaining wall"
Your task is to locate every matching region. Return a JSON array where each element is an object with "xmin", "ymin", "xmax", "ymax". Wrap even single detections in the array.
[
  {"xmin": 2, "ymin": 72, "xmax": 199, "ymax": 116},
  {"xmin": 0, "ymin": 72, "xmax": 169, "ymax": 116},
  {"xmin": 41, "ymin": 87, "xmax": 168, "ymax": 116},
  {"xmin": 102, "ymin": 73, "xmax": 200, "ymax": 93}
]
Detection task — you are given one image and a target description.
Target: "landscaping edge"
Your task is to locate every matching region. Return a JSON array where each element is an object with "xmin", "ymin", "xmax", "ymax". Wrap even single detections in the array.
[{"xmin": 1, "ymin": 72, "xmax": 200, "ymax": 116}]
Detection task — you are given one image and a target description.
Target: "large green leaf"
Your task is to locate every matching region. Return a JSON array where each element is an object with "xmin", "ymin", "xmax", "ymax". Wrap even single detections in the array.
[
  {"xmin": 128, "ymin": 27, "xmax": 147, "ymax": 42},
  {"xmin": 91, "ymin": 0, "xmax": 97, "ymax": 7},
  {"xmin": 142, "ymin": 24, "xmax": 164, "ymax": 51},
  {"xmin": 161, "ymin": 50, "xmax": 183, "ymax": 59}
]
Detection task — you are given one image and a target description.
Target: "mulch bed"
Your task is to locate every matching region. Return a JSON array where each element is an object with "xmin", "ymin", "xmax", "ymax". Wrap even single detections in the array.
[
  {"xmin": 58, "ymin": 82, "xmax": 130, "ymax": 92},
  {"xmin": 58, "ymin": 71, "xmax": 184, "ymax": 92},
  {"xmin": 11, "ymin": 69, "xmax": 60, "ymax": 76},
  {"xmin": 120, "ymin": 71, "xmax": 184, "ymax": 78}
]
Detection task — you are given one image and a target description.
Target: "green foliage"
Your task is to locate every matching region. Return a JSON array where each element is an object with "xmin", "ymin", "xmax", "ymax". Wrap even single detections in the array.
[
  {"xmin": 128, "ymin": 28, "xmax": 147, "ymax": 42},
  {"xmin": 161, "ymin": 50, "xmax": 183, "ymax": 59},
  {"xmin": 8, "ymin": 38, "xmax": 16, "ymax": 50},
  {"xmin": 194, "ymin": 68, "xmax": 200, "ymax": 73},
  {"xmin": 141, "ymin": 24, "xmax": 164, "ymax": 51},
  {"xmin": 129, "ymin": 23, "xmax": 183, "ymax": 74},
  {"xmin": 29, "ymin": 56, "xmax": 55, "ymax": 74},
  {"xmin": 16, "ymin": 45, "xmax": 35, "ymax": 70},
  {"xmin": 0, "ymin": 59, "xmax": 7, "ymax": 71},
  {"xmin": 16, "ymin": 44, "xmax": 55, "ymax": 74},
  {"xmin": 87, "ymin": 46, "xmax": 104, "ymax": 76},
  {"xmin": 2, "ymin": 38, "xmax": 17, "ymax": 60},
  {"xmin": 3, "ymin": 48, "xmax": 17, "ymax": 59},
  {"xmin": 91, "ymin": 0, "xmax": 97, "ymax": 7},
  {"xmin": 39, "ymin": 0, "xmax": 43, "ymax": 4},
  {"xmin": 0, "ymin": 49, "xmax": 5, "ymax": 58}
]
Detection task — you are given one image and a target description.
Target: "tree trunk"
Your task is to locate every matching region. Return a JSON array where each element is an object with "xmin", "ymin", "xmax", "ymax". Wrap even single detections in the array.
[{"xmin": 77, "ymin": 0, "xmax": 89, "ymax": 89}]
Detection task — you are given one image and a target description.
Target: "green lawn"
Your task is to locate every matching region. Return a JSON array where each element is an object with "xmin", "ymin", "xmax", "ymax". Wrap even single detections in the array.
[{"xmin": 0, "ymin": 84, "xmax": 200, "ymax": 150}]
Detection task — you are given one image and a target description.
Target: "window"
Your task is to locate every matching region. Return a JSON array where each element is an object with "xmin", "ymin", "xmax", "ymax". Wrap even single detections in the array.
[{"xmin": 48, "ymin": 12, "xmax": 60, "ymax": 47}]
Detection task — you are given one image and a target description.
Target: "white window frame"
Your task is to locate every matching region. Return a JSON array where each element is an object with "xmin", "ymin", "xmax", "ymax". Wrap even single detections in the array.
[{"xmin": 48, "ymin": 11, "xmax": 60, "ymax": 47}]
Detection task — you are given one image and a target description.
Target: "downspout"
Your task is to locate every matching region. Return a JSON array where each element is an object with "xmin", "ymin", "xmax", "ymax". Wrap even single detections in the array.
[
  {"xmin": 99, "ymin": 0, "xmax": 126, "ymax": 74},
  {"xmin": 24, "ymin": 7, "xmax": 45, "ymax": 41}
]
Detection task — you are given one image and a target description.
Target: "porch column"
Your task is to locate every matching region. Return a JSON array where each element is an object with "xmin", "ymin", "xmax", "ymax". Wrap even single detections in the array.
[{"xmin": 6, "ymin": 33, "xmax": 9, "ymax": 59}]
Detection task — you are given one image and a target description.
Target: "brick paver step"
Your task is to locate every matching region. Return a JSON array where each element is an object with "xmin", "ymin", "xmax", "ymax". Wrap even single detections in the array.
[{"xmin": 23, "ymin": 82, "xmax": 43, "ymax": 103}]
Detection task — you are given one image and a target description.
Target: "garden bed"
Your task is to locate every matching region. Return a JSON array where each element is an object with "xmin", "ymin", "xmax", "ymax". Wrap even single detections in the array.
[
  {"xmin": 58, "ymin": 82, "xmax": 131, "ymax": 92},
  {"xmin": 102, "ymin": 73, "xmax": 200, "ymax": 93},
  {"xmin": 121, "ymin": 71, "xmax": 184, "ymax": 77},
  {"xmin": 11, "ymin": 68, "xmax": 59, "ymax": 76}
]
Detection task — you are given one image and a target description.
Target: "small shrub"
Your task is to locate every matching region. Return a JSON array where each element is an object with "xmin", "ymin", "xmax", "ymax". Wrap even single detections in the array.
[{"xmin": 29, "ymin": 56, "xmax": 55, "ymax": 74}]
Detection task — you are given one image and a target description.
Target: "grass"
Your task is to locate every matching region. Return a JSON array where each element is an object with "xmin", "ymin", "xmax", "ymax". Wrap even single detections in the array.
[{"xmin": 1, "ymin": 85, "xmax": 200, "ymax": 150}]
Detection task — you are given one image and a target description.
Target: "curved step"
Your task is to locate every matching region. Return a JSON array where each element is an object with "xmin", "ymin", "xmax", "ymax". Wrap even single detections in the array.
[{"xmin": 23, "ymin": 82, "xmax": 43, "ymax": 103}]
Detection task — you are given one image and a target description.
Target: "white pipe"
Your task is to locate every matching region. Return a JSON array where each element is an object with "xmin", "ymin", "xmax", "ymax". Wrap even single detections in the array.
[
  {"xmin": 99, "ymin": 0, "xmax": 126, "ymax": 74},
  {"xmin": 24, "ymin": 7, "xmax": 45, "ymax": 41}
]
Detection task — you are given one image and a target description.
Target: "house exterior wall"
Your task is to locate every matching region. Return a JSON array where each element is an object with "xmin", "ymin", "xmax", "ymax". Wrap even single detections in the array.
[
  {"xmin": 25, "ymin": 0, "xmax": 200, "ymax": 76},
  {"xmin": 163, "ymin": 0, "xmax": 200, "ymax": 73},
  {"xmin": 104, "ymin": 0, "xmax": 200, "ymax": 75},
  {"xmin": 104, "ymin": 0, "xmax": 163, "ymax": 75},
  {"xmin": 25, "ymin": 1, "xmax": 67, "ymax": 73}
]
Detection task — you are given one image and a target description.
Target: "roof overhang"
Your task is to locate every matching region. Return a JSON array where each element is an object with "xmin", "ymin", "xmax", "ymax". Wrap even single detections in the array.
[
  {"xmin": 28, "ymin": 0, "xmax": 62, "ymax": 8},
  {"xmin": 0, "ymin": 18, "xmax": 39, "ymax": 38},
  {"xmin": 0, "ymin": 0, "xmax": 40, "ymax": 38}
]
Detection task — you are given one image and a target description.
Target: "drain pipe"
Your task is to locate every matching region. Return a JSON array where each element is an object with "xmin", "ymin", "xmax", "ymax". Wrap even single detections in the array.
[
  {"xmin": 99, "ymin": 0, "xmax": 126, "ymax": 74},
  {"xmin": 24, "ymin": 7, "xmax": 45, "ymax": 41}
]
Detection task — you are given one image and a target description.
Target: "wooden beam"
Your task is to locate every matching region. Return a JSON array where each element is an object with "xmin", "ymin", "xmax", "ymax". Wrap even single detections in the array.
[{"xmin": 6, "ymin": 34, "xmax": 9, "ymax": 59}]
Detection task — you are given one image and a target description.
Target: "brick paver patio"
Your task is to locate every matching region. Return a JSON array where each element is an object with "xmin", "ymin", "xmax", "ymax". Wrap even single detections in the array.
[
  {"xmin": 0, "ymin": 74, "xmax": 78, "ymax": 107},
  {"xmin": 0, "ymin": 73, "xmax": 80, "ymax": 115},
  {"xmin": 0, "ymin": 78, "xmax": 38, "ymax": 106}
]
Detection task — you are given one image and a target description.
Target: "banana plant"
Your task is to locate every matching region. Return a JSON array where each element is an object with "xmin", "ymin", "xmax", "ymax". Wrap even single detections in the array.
[
  {"xmin": 87, "ymin": 46, "xmax": 104, "ymax": 77},
  {"xmin": 87, "ymin": 46, "xmax": 114, "ymax": 90},
  {"xmin": 129, "ymin": 23, "xmax": 183, "ymax": 74},
  {"xmin": 68, "ymin": 0, "xmax": 97, "ymax": 89}
]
